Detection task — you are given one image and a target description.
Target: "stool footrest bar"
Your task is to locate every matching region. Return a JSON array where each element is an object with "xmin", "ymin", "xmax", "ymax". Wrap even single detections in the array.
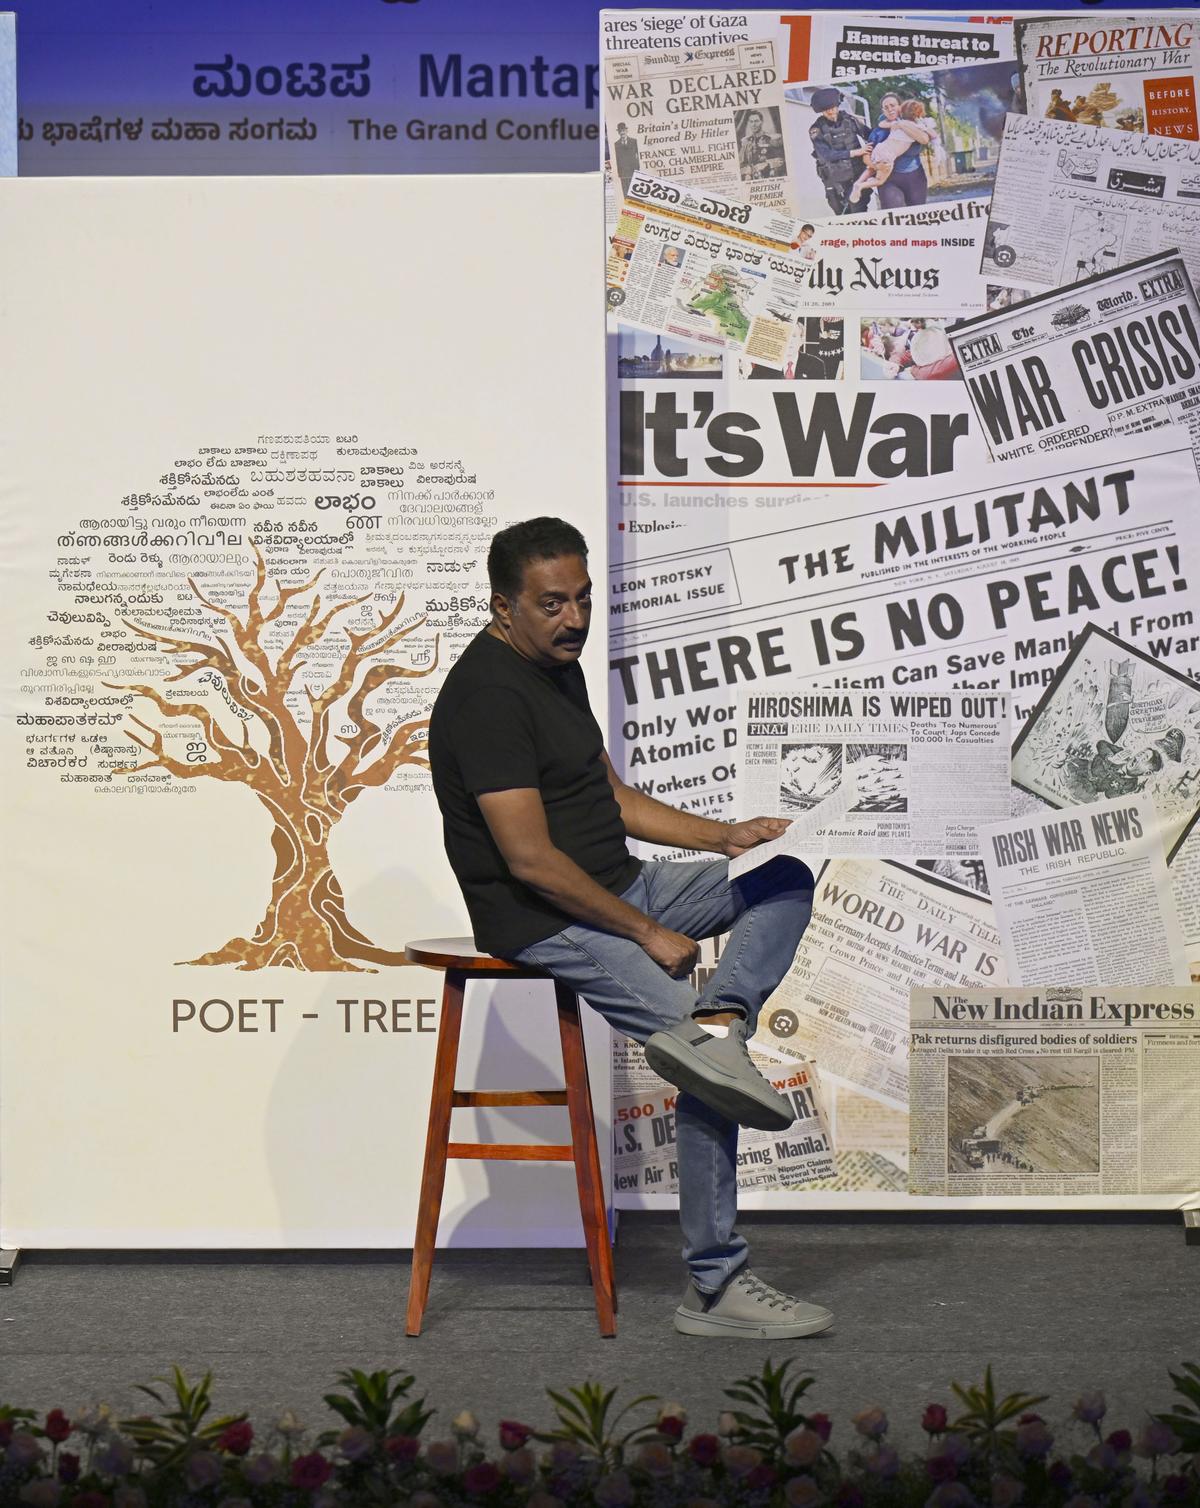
[
  {"xmin": 447, "ymin": 1142, "xmax": 574, "ymax": 1161},
  {"xmin": 451, "ymin": 1089, "xmax": 569, "ymax": 1107}
]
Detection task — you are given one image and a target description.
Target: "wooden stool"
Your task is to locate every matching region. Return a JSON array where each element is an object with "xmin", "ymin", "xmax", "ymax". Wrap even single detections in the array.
[{"xmin": 404, "ymin": 938, "xmax": 616, "ymax": 1337}]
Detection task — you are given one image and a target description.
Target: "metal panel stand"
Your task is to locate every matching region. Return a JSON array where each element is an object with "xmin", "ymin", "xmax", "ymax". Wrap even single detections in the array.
[
  {"xmin": 0, "ymin": 1249, "xmax": 20, "ymax": 1285},
  {"xmin": 1184, "ymin": 1210, "xmax": 1200, "ymax": 1247}
]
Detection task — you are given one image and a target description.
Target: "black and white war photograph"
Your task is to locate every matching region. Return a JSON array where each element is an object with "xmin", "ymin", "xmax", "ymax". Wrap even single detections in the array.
[
  {"xmin": 947, "ymin": 1055, "xmax": 1101, "ymax": 1176},
  {"xmin": 1012, "ymin": 624, "xmax": 1200, "ymax": 860}
]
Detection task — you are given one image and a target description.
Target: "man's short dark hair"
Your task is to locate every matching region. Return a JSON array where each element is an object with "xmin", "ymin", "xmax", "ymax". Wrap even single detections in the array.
[{"xmin": 488, "ymin": 517, "xmax": 588, "ymax": 598}]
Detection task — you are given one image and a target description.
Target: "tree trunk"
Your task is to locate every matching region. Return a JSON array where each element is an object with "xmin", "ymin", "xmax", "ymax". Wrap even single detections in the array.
[{"xmin": 183, "ymin": 800, "xmax": 408, "ymax": 972}]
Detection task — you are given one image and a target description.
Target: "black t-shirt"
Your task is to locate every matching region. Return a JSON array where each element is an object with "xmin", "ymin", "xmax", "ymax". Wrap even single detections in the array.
[{"xmin": 429, "ymin": 629, "xmax": 641, "ymax": 955}]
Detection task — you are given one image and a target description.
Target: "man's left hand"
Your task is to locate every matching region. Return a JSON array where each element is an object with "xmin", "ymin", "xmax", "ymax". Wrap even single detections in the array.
[{"xmin": 720, "ymin": 816, "xmax": 792, "ymax": 858}]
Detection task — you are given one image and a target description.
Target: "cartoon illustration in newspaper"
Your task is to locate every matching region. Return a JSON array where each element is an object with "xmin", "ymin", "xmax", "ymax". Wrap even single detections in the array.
[{"xmin": 1012, "ymin": 625, "xmax": 1200, "ymax": 862}]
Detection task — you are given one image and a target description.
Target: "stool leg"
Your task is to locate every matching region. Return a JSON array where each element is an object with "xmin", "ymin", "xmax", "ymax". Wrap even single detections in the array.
[
  {"xmin": 406, "ymin": 969, "xmax": 465, "ymax": 1336},
  {"xmin": 556, "ymin": 983, "xmax": 617, "ymax": 1337}
]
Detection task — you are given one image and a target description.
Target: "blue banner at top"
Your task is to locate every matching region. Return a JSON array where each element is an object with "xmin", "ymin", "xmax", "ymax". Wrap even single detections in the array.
[{"xmin": 9, "ymin": 0, "xmax": 1197, "ymax": 174}]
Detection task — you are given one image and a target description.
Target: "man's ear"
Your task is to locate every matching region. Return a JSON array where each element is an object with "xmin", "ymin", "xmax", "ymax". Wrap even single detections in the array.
[{"xmin": 491, "ymin": 591, "xmax": 513, "ymax": 626}]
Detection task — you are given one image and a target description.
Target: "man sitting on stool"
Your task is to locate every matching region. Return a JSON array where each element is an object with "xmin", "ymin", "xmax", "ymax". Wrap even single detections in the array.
[{"xmin": 428, "ymin": 517, "xmax": 831, "ymax": 1339}]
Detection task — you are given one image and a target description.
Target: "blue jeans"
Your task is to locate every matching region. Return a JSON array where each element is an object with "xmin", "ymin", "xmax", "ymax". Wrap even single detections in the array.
[{"xmin": 511, "ymin": 856, "xmax": 814, "ymax": 1293}]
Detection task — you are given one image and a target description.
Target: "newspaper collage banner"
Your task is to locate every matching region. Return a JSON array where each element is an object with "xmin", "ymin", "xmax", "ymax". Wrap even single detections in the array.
[{"xmin": 603, "ymin": 9, "xmax": 1200, "ymax": 1206}]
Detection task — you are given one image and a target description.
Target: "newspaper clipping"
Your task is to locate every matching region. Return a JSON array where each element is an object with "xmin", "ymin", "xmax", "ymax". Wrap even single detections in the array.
[
  {"xmin": 784, "ymin": 57, "xmax": 1020, "ymax": 223},
  {"xmin": 608, "ymin": 173, "xmax": 987, "ymax": 370},
  {"xmin": 602, "ymin": 12, "xmax": 1017, "ymax": 220},
  {"xmin": 1016, "ymin": 14, "xmax": 1200, "ymax": 140},
  {"xmin": 611, "ymin": 1034, "xmax": 834, "ymax": 1195},
  {"xmin": 1011, "ymin": 624, "xmax": 1200, "ymax": 863},
  {"xmin": 980, "ymin": 795, "xmax": 1191, "ymax": 987},
  {"xmin": 732, "ymin": 685, "xmax": 1010, "ymax": 873},
  {"xmin": 757, "ymin": 859, "xmax": 1003, "ymax": 1109},
  {"xmin": 910, "ymin": 984, "xmax": 1200, "ymax": 1194},
  {"xmin": 950, "ymin": 250, "xmax": 1200, "ymax": 466},
  {"xmin": 611, "ymin": 432, "xmax": 1200, "ymax": 812},
  {"xmin": 984, "ymin": 114, "xmax": 1200, "ymax": 292}
]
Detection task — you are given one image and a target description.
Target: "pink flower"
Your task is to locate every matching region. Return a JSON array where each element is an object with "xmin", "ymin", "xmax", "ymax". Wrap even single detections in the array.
[
  {"xmin": 809, "ymin": 1413, "xmax": 833, "ymax": 1443},
  {"xmin": 1135, "ymin": 1421, "xmax": 1181, "ymax": 1458},
  {"xmin": 865, "ymin": 1445, "xmax": 900, "ymax": 1479},
  {"xmin": 747, "ymin": 1463, "xmax": 778, "ymax": 1491},
  {"xmin": 463, "ymin": 1460, "xmax": 501, "ymax": 1495},
  {"xmin": 43, "ymin": 1411, "xmax": 72, "ymax": 1445},
  {"xmin": 785, "ymin": 1477, "xmax": 821, "ymax": 1508},
  {"xmin": 594, "ymin": 1469, "xmax": 633, "ymax": 1506},
  {"xmin": 1072, "ymin": 1392, "xmax": 1106, "ymax": 1426},
  {"xmin": 499, "ymin": 1446, "xmax": 535, "ymax": 1485},
  {"xmin": 549, "ymin": 1440, "xmax": 582, "ymax": 1471},
  {"xmin": 7, "ymin": 1434, "xmax": 44, "ymax": 1469},
  {"xmin": 657, "ymin": 1414, "xmax": 685, "ymax": 1442},
  {"xmin": 635, "ymin": 1441, "xmax": 673, "ymax": 1477},
  {"xmin": 384, "ymin": 1435, "xmax": 421, "ymax": 1464},
  {"xmin": 852, "ymin": 1406, "xmax": 888, "ymax": 1440},
  {"xmin": 722, "ymin": 1444, "xmax": 763, "ymax": 1479},
  {"xmin": 243, "ymin": 1452, "xmax": 280, "ymax": 1485},
  {"xmin": 498, "ymin": 1420, "xmax": 532, "ymax": 1451},
  {"xmin": 717, "ymin": 1412, "xmax": 739, "ymax": 1438},
  {"xmin": 337, "ymin": 1426, "xmax": 374, "ymax": 1462},
  {"xmin": 95, "ymin": 1438, "xmax": 133, "ymax": 1476},
  {"xmin": 185, "ymin": 1451, "xmax": 222, "ymax": 1489},
  {"xmin": 424, "ymin": 1440, "xmax": 460, "ymax": 1475},
  {"xmin": 56, "ymin": 1453, "xmax": 80, "ymax": 1484},
  {"xmin": 926, "ymin": 1434, "xmax": 970, "ymax": 1482},
  {"xmin": 289, "ymin": 1451, "xmax": 334, "ymax": 1490},
  {"xmin": 922, "ymin": 1404, "xmax": 948, "ymax": 1435},
  {"xmin": 688, "ymin": 1434, "xmax": 721, "ymax": 1467},
  {"xmin": 216, "ymin": 1420, "xmax": 254, "ymax": 1456},
  {"xmin": 990, "ymin": 1472, "xmax": 1024, "ymax": 1508},
  {"xmin": 784, "ymin": 1427, "xmax": 824, "ymax": 1468},
  {"xmin": 422, "ymin": 1435, "xmax": 458, "ymax": 1471},
  {"xmin": 1015, "ymin": 1418, "xmax": 1053, "ymax": 1460}
]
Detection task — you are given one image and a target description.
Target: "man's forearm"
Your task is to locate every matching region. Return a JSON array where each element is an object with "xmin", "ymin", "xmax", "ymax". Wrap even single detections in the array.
[
  {"xmin": 611, "ymin": 782, "xmax": 730, "ymax": 854},
  {"xmin": 511, "ymin": 845, "xmax": 655, "ymax": 941}
]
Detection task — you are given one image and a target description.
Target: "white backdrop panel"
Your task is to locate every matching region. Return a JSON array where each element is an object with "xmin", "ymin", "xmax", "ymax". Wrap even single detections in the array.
[{"xmin": 0, "ymin": 174, "xmax": 609, "ymax": 1247}]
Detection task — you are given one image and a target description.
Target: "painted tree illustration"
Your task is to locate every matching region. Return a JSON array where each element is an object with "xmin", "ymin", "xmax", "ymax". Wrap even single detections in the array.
[{"xmin": 104, "ymin": 543, "xmax": 437, "ymax": 972}]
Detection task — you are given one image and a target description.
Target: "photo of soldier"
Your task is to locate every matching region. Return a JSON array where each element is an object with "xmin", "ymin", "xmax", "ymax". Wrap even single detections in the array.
[
  {"xmin": 735, "ymin": 107, "xmax": 787, "ymax": 183},
  {"xmin": 612, "ymin": 122, "xmax": 641, "ymax": 196},
  {"xmin": 806, "ymin": 86, "xmax": 874, "ymax": 215}
]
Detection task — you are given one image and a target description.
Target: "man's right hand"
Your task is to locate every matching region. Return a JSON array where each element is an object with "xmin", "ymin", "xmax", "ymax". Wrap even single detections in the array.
[{"xmin": 639, "ymin": 922, "xmax": 700, "ymax": 978}]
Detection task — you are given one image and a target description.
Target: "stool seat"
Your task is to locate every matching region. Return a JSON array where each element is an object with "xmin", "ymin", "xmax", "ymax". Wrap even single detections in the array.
[
  {"xmin": 405, "ymin": 934, "xmax": 616, "ymax": 1337},
  {"xmin": 404, "ymin": 937, "xmax": 544, "ymax": 975}
]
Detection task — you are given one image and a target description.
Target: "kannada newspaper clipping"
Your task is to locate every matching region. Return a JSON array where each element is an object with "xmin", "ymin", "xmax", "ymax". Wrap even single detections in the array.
[
  {"xmin": 757, "ymin": 859, "xmax": 1003, "ymax": 1110},
  {"xmin": 980, "ymin": 795, "xmax": 1191, "ymax": 987},
  {"xmin": 984, "ymin": 114, "xmax": 1200, "ymax": 292},
  {"xmin": 607, "ymin": 172, "xmax": 987, "ymax": 371},
  {"xmin": 1016, "ymin": 14, "xmax": 1200, "ymax": 140},
  {"xmin": 950, "ymin": 250, "xmax": 1200, "ymax": 466},
  {"xmin": 910, "ymin": 985, "xmax": 1200, "ymax": 1195},
  {"xmin": 732, "ymin": 685, "xmax": 1010, "ymax": 873}
]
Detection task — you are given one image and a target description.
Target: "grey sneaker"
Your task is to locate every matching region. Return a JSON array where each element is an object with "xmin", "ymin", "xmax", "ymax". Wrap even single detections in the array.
[
  {"xmin": 643, "ymin": 1018, "xmax": 795, "ymax": 1130},
  {"xmin": 674, "ymin": 1270, "xmax": 834, "ymax": 1338}
]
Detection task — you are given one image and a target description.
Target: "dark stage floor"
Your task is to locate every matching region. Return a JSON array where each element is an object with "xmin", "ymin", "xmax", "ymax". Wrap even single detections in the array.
[{"xmin": 2, "ymin": 1213, "xmax": 1196, "ymax": 1445}]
